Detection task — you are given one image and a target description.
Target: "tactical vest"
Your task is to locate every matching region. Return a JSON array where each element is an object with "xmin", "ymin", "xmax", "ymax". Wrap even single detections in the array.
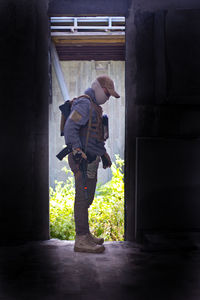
[
  {"xmin": 79, "ymin": 95, "xmax": 104, "ymax": 143},
  {"xmin": 59, "ymin": 94, "xmax": 105, "ymax": 142}
]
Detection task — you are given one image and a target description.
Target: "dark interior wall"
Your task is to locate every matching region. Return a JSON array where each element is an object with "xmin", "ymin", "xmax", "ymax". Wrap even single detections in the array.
[
  {"xmin": 126, "ymin": 0, "xmax": 200, "ymax": 240},
  {"xmin": 48, "ymin": 0, "xmax": 130, "ymax": 16},
  {"xmin": 137, "ymin": 138, "xmax": 200, "ymax": 232},
  {"xmin": 0, "ymin": 0, "xmax": 50, "ymax": 244},
  {"xmin": 133, "ymin": 0, "xmax": 200, "ymax": 11}
]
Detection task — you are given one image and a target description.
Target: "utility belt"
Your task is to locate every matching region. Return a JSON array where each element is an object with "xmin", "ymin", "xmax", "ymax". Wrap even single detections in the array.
[
  {"xmin": 68, "ymin": 152, "xmax": 100, "ymax": 180},
  {"xmin": 86, "ymin": 152, "xmax": 98, "ymax": 163}
]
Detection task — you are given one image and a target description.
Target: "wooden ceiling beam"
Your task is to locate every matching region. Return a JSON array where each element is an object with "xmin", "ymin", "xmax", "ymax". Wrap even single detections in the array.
[{"xmin": 51, "ymin": 32, "xmax": 125, "ymax": 45}]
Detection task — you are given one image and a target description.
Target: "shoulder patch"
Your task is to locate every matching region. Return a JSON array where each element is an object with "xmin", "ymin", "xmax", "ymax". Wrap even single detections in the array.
[{"xmin": 69, "ymin": 110, "xmax": 82, "ymax": 123}]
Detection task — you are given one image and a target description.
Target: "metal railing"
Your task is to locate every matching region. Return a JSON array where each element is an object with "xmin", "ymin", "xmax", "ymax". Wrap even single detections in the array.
[{"xmin": 50, "ymin": 16, "xmax": 125, "ymax": 32}]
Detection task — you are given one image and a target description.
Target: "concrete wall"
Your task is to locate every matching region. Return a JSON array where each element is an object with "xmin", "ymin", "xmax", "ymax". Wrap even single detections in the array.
[
  {"xmin": 48, "ymin": 0, "xmax": 130, "ymax": 16},
  {"xmin": 0, "ymin": 0, "xmax": 50, "ymax": 244},
  {"xmin": 49, "ymin": 60, "xmax": 125, "ymax": 188},
  {"xmin": 125, "ymin": 0, "xmax": 200, "ymax": 240}
]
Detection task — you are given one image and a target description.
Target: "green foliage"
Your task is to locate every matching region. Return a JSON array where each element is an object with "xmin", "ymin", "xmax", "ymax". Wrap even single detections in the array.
[
  {"xmin": 49, "ymin": 155, "xmax": 124, "ymax": 241},
  {"xmin": 49, "ymin": 168, "xmax": 75, "ymax": 240}
]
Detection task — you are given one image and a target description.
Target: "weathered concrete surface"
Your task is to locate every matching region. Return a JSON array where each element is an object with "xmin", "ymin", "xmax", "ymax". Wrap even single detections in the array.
[
  {"xmin": 49, "ymin": 60, "xmax": 125, "ymax": 188},
  {"xmin": 125, "ymin": 0, "xmax": 200, "ymax": 241},
  {"xmin": 48, "ymin": 0, "xmax": 130, "ymax": 16},
  {"xmin": 1, "ymin": 239, "xmax": 200, "ymax": 299},
  {"xmin": 0, "ymin": 0, "xmax": 50, "ymax": 244}
]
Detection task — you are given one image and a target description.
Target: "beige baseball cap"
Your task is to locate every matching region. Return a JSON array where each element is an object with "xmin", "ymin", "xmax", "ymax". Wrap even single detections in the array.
[{"xmin": 96, "ymin": 75, "xmax": 120, "ymax": 98}]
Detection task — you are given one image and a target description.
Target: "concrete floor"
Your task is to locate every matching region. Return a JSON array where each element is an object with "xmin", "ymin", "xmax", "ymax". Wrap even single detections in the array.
[{"xmin": 1, "ymin": 238, "xmax": 200, "ymax": 300}]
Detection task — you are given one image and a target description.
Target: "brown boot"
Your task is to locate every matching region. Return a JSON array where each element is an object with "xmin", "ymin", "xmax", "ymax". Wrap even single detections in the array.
[
  {"xmin": 89, "ymin": 232, "xmax": 104, "ymax": 245},
  {"xmin": 74, "ymin": 234, "xmax": 105, "ymax": 253}
]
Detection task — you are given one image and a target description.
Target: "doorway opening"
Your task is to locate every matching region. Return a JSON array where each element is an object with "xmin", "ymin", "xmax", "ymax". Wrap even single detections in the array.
[{"xmin": 49, "ymin": 16, "xmax": 125, "ymax": 241}]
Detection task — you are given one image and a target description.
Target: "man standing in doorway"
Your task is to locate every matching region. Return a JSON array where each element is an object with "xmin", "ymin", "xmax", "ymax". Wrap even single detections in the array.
[{"xmin": 64, "ymin": 75, "xmax": 120, "ymax": 253}]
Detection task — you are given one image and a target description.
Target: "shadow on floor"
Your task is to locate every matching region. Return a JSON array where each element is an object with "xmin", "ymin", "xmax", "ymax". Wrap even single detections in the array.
[{"xmin": 1, "ymin": 239, "xmax": 200, "ymax": 300}]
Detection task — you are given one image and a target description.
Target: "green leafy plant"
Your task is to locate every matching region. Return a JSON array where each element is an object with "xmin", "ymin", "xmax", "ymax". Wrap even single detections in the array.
[
  {"xmin": 49, "ymin": 168, "xmax": 75, "ymax": 240},
  {"xmin": 50, "ymin": 155, "xmax": 124, "ymax": 241}
]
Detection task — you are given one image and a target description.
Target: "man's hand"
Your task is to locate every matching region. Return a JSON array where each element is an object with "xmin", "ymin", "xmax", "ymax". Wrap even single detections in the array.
[
  {"xmin": 101, "ymin": 152, "xmax": 112, "ymax": 169},
  {"xmin": 73, "ymin": 148, "xmax": 87, "ymax": 162}
]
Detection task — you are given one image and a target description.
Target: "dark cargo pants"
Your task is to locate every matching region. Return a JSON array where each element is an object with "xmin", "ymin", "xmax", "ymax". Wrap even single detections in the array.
[{"xmin": 68, "ymin": 153, "xmax": 100, "ymax": 235}]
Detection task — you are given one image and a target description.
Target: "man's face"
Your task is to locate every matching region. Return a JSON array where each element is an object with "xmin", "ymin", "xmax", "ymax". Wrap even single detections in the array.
[{"xmin": 103, "ymin": 87, "xmax": 111, "ymax": 99}]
